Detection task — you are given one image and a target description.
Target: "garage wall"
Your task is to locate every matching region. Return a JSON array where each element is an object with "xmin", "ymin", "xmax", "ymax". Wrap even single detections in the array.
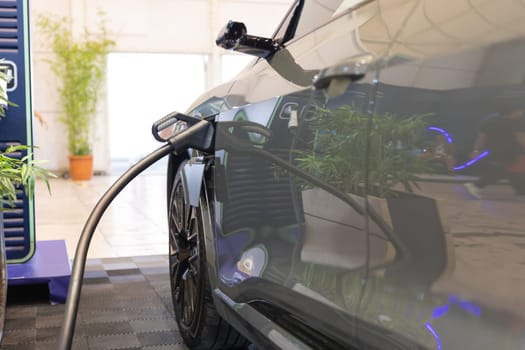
[{"xmin": 29, "ymin": 0, "xmax": 291, "ymax": 173}]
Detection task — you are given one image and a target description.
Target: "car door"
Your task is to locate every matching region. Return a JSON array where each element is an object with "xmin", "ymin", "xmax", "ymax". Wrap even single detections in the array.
[
  {"xmin": 354, "ymin": 1, "xmax": 525, "ymax": 349},
  {"xmin": 211, "ymin": 1, "xmax": 385, "ymax": 347}
]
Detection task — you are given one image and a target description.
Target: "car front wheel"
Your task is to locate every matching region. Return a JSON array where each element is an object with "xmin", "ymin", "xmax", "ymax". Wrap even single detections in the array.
[{"xmin": 168, "ymin": 162, "xmax": 248, "ymax": 350}]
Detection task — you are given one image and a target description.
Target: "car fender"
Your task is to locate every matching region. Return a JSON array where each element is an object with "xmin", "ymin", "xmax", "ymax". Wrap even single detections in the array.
[
  {"xmin": 181, "ymin": 158, "xmax": 221, "ymax": 290},
  {"xmin": 180, "ymin": 159, "xmax": 206, "ymax": 208}
]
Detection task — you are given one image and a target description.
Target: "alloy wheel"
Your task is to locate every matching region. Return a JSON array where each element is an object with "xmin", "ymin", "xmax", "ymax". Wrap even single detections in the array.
[{"xmin": 169, "ymin": 176, "xmax": 202, "ymax": 334}]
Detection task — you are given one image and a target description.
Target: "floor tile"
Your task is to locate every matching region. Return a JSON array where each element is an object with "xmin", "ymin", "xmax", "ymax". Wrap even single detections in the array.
[{"xmin": 35, "ymin": 175, "xmax": 168, "ymax": 259}]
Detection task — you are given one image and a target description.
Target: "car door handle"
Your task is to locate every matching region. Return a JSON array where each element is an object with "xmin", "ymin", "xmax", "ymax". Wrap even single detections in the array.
[{"xmin": 313, "ymin": 54, "xmax": 373, "ymax": 90}]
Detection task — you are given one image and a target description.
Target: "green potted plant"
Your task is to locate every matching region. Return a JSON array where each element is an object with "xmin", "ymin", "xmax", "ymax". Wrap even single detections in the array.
[
  {"xmin": 296, "ymin": 105, "xmax": 449, "ymax": 277},
  {"xmin": 38, "ymin": 15, "xmax": 115, "ymax": 181}
]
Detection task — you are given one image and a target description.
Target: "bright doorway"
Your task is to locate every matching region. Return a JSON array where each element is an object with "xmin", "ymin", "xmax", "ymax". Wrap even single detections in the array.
[{"xmin": 107, "ymin": 53, "xmax": 207, "ymax": 174}]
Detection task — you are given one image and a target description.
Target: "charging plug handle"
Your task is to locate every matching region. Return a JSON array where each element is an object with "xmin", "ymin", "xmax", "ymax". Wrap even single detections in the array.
[{"xmin": 167, "ymin": 119, "xmax": 215, "ymax": 154}]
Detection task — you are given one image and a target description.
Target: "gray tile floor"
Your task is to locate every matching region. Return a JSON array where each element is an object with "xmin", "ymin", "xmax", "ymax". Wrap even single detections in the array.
[
  {"xmin": 35, "ymin": 173, "xmax": 168, "ymax": 259},
  {"xmin": 6, "ymin": 174, "xmax": 187, "ymax": 348},
  {"xmin": 3, "ymin": 255, "xmax": 189, "ymax": 349}
]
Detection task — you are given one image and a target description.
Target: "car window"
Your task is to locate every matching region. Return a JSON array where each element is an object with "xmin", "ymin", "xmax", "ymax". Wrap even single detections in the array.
[
  {"xmin": 273, "ymin": 1, "xmax": 300, "ymax": 44},
  {"xmin": 274, "ymin": 0, "xmax": 368, "ymax": 45},
  {"xmin": 292, "ymin": 0, "xmax": 347, "ymax": 40},
  {"xmin": 358, "ymin": 0, "xmax": 525, "ymax": 62},
  {"xmin": 189, "ymin": 97, "xmax": 228, "ymax": 118}
]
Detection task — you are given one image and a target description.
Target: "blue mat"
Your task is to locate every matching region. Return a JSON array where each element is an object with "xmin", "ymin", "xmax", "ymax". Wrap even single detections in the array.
[{"xmin": 7, "ymin": 240, "xmax": 71, "ymax": 304}]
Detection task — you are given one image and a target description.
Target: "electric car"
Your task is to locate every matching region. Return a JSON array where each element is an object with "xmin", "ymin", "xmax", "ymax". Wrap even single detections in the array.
[{"xmin": 163, "ymin": 1, "xmax": 525, "ymax": 349}]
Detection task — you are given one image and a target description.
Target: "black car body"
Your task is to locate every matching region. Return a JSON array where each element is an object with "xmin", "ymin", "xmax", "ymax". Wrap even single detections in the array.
[{"xmin": 165, "ymin": 1, "xmax": 525, "ymax": 349}]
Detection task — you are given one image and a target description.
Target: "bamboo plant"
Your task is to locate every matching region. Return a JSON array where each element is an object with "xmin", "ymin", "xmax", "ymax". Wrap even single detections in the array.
[
  {"xmin": 37, "ymin": 15, "xmax": 115, "ymax": 156},
  {"xmin": 296, "ymin": 105, "xmax": 433, "ymax": 197}
]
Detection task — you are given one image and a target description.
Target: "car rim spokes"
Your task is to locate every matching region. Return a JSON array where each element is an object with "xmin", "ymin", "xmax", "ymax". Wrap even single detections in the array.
[
  {"xmin": 180, "ymin": 208, "xmax": 200, "ymax": 327},
  {"xmin": 169, "ymin": 181, "xmax": 201, "ymax": 329},
  {"xmin": 172, "ymin": 183, "xmax": 186, "ymax": 233}
]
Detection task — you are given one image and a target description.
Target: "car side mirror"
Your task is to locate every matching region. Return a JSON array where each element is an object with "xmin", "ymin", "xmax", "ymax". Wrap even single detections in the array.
[{"xmin": 216, "ymin": 21, "xmax": 278, "ymax": 58}]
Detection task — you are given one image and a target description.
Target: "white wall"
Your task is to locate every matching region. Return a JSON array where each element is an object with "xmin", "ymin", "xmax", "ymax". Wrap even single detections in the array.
[{"xmin": 30, "ymin": 0, "xmax": 291, "ymax": 173}]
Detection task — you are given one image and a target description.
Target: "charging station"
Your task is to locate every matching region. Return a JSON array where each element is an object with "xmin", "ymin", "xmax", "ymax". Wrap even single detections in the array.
[{"xmin": 0, "ymin": 0, "xmax": 35, "ymax": 263}]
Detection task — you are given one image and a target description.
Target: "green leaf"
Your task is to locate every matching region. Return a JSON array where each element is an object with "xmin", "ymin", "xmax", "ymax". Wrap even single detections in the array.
[
  {"xmin": 37, "ymin": 13, "xmax": 115, "ymax": 155},
  {"xmin": 0, "ymin": 147, "xmax": 56, "ymax": 208},
  {"xmin": 295, "ymin": 105, "xmax": 434, "ymax": 197}
]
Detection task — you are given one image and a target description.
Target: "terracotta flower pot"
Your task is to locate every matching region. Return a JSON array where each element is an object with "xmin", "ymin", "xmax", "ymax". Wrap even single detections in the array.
[{"xmin": 68, "ymin": 155, "xmax": 93, "ymax": 181}]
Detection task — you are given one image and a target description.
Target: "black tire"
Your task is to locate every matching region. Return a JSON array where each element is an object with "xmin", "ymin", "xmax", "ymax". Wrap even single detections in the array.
[{"xmin": 168, "ymin": 162, "xmax": 249, "ymax": 350}]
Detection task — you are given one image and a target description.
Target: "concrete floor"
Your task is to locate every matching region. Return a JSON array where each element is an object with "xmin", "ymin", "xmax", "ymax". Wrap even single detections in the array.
[{"xmin": 35, "ymin": 174, "xmax": 168, "ymax": 259}]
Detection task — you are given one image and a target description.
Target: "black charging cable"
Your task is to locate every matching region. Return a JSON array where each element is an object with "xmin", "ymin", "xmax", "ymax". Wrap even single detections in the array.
[{"xmin": 58, "ymin": 119, "xmax": 214, "ymax": 350}]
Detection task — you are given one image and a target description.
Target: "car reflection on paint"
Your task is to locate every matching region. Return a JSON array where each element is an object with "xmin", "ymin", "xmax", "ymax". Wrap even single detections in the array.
[{"xmin": 163, "ymin": 1, "xmax": 525, "ymax": 349}]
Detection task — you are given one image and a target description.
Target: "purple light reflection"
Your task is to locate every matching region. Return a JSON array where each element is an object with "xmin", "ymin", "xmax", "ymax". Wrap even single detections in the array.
[
  {"xmin": 448, "ymin": 295, "xmax": 481, "ymax": 317},
  {"xmin": 453, "ymin": 151, "xmax": 489, "ymax": 171},
  {"xmin": 431, "ymin": 304, "xmax": 449, "ymax": 319},
  {"xmin": 428, "ymin": 126, "xmax": 453, "ymax": 144},
  {"xmin": 427, "ymin": 296, "xmax": 482, "ymax": 350},
  {"xmin": 427, "ymin": 126, "xmax": 490, "ymax": 170},
  {"xmin": 425, "ymin": 323, "xmax": 442, "ymax": 350}
]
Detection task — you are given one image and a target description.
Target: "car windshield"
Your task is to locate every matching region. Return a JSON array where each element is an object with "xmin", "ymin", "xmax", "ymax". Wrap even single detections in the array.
[{"xmin": 276, "ymin": 0, "xmax": 367, "ymax": 44}]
